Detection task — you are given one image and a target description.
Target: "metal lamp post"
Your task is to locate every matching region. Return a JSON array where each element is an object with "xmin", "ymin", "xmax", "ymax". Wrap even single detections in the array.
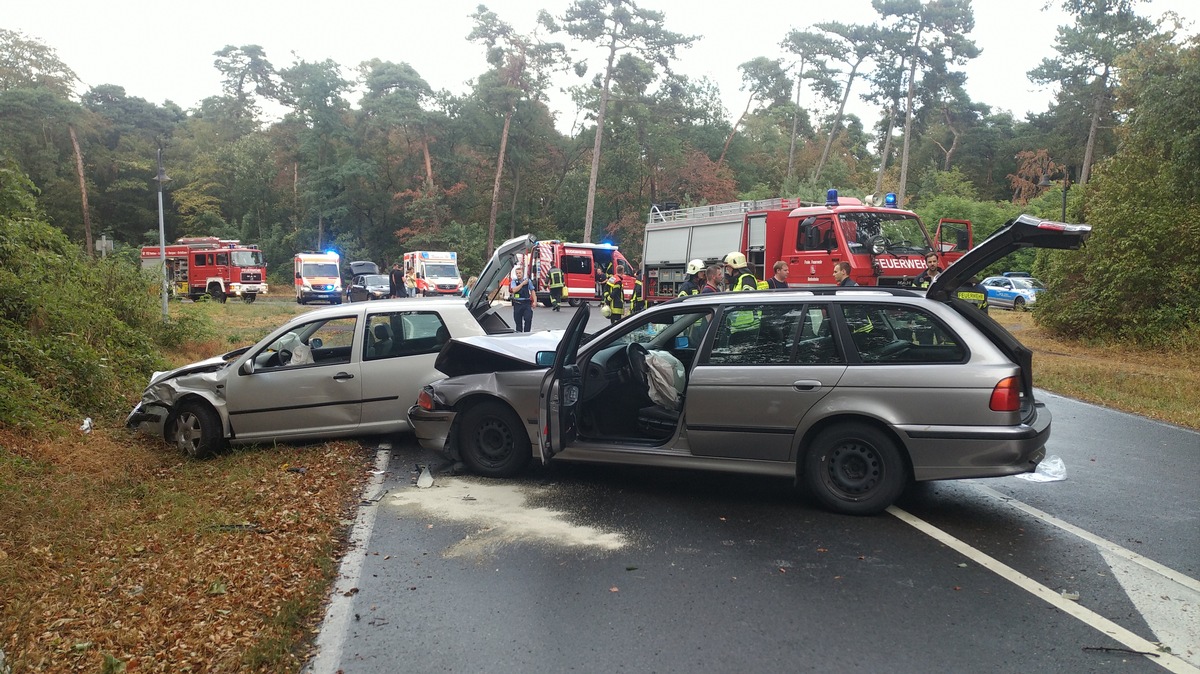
[
  {"xmin": 154, "ymin": 148, "xmax": 171, "ymax": 322},
  {"xmin": 1038, "ymin": 170, "xmax": 1071, "ymax": 222}
]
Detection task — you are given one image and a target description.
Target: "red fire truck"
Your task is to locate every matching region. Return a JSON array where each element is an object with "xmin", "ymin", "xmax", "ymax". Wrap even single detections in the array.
[
  {"xmin": 641, "ymin": 191, "xmax": 972, "ymax": 302},
  {"xmin": 530, "ymin": 240, "xmax": 638, "ymax": 306},
  {"xmin": 139, "ymin": 237, "xmax": 269, "ymax": 303}
]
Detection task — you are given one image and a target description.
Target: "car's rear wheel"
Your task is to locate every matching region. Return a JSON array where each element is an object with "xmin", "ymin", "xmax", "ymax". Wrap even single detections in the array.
[
  {"xmin": 804, "ymin": 424, "xmax": 907, "ymax": 516},
  {"xmin": 459, "ymin": 401, "xmax": 530, "ymax": 478},
  {"xmin": 170, "ymin": 400, "xmax": 224, "ymax": 459},
  {"xmin": 1013, "ymin": 296, "xmax": 1026, "ymax": 311}
]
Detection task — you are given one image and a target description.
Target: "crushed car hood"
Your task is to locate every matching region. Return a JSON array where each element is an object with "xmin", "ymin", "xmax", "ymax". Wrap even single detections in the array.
[
  {"xmin": 435, "ymin": 330, "xmax": 565, "ymax": 377},
  {"xmin": 147, "ymin": 346, "xmax": 249, "ymax": 385}
]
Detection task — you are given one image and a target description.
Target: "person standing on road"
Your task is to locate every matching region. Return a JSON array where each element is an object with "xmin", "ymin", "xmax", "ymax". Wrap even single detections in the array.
[
  {"xmin": 723, "ymin": 251, "xmax": 761, "ymax": 291},
  {"xmin": 630, "ymin": 271, "xmax": 646, "ymax": 314},
  {"xmin": 834, "ymin": 261, "xmax": 858, "ymax": 287},
  {"xmin": 955, "ymin": 276, "xmax": 989, "ymax": 313},
  {"xmin": 678, "ymin": 259, "xmax": 706, "ymax": 297},
  {"xmin": 548, "ymin": 265, "xmax": 565, "ymax": 312},
  {"xmin": 913, "ymin": 252, "xmax": 941, "ymax": 289},
  {"xmin": 701, "ymin": 265, "xmax": 723, "ymax": 293},
  {"xmin": 389, "ymin": 263, "xmax": 406, "ymax": 298},
  {"xmin": 767, "ymin": 261, "xmax": 790, "ymax": 289},
  {"xmin": 602, "ymin": 274, "xmax": 625, "ymax": 325},
  {"xmin": 510, "ymin": 267, "xmax": 533, "ymax": 332}
]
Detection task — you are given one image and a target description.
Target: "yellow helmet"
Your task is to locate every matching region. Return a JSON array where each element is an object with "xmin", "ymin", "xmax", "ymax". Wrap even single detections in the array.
[
  {"xmin": 686, "ymin": 259, "xmax": 705, "ymax": 275},
  {"xmin": 724, "ymin": 251, "xmax": 748, "ymax": 269}
]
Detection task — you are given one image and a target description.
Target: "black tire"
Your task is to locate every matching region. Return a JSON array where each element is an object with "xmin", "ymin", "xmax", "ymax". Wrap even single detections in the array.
[
  {"xmin": 170, "ymin": 400, "xmax": 224, "ymax": 459},
  {"xmin": 1013, "ymin": 296, "xmax": 1026, "ymax": 311},
  {"xmin": 458, "ymin": 401, "xmax": 531, "ymax": 478},
  {"xmin": 804, "ymin": 424, "xmax": 907, "ymax": 516},
  {"xmin": 209, "ymin": 287, "xmax": 226, "ymax": 303},
  {"xmin": 568, "ymin": 298, "xmax": 580, "ymax": 307},
  {"xmin": 242, "ymin": 293, "xmax": 256, "ymax": 304}
]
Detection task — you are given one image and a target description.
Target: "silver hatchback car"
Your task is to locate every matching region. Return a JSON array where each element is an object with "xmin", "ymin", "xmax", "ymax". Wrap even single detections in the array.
[{"xmin": 410, "ymin": 216, "xmax": 1091, "ymax": 515}]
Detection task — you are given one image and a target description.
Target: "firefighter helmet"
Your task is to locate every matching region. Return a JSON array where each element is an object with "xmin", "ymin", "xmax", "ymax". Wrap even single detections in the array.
[
  {"xmin": 685, "ymin": 259, "xmax": 705, "ymax": 275},
  {"xmin": 601, "ymin": 305, "xmax": 612, "ymax": 318},
  {"xmin": 724, "ymin": 251, "xmax": 748, "ymax": 269}
]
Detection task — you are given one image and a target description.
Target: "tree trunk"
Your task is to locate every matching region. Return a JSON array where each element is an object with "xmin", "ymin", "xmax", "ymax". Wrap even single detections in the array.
[
  {"xmin": 509, "ymin": 164, "xmax": 520, "ymax": 238},
  {"xmin": 718, "ymin": 92, "xmax": 754, "ymax": 166},
  {"xmin": 787, "ymin": 68, "xmax": 804, "ymax": 183},
  {"xmin": 68, "ymin": 125, "xmax": 94, "ymax": 258},
  {"xmin": 815, "ymin": 61, "xmax": 861, "ymax": 184},
  {"xmin": 583, "ymin": 31, "xmax": 620, "ymax": 243},
  {"xmin": 897, "ymin": 23, "xmax": 924, "ymax": 207},
  {"xmin": 1080, "ymin": 66, "xmax": 1107, "ymax": 186},
  {"xmin": 941, "ymin": 103, "xmax": 960, "ymax": 171},
  {"xmin": 875, "ymin": 105, "xmax": 897, "ymax": 195},
  {"xmin": 487, "ymin": 106, "xmax": 514, "ymax": 256}
]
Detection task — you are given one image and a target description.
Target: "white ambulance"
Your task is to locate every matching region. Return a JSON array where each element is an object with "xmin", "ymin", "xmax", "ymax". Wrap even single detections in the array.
[
  {"xmin": 402, "ymin": 251, "xmax": 463, "ymax": 296},
  {"xmin": 294, "ymin": 251, "xmax": 343, "ymax": 305}
]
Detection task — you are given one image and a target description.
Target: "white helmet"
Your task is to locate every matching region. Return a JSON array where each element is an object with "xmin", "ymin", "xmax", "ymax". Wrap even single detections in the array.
[
  {"xmin": 600, "ymin": 305, "xmax": 612, "ymax": 318},
  {"xmin": 686, "ymin": 259, "xmax": 705, "ymax": 275},
  {"xmin": 724, "ymin": 251, "xmax": 748, "ymax": 269}
]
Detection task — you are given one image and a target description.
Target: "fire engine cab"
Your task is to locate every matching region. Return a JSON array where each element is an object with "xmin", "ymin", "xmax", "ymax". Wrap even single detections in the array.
[
  {"xmin": 641, "ymin": 191, "xmax": 972, "ymax": 302},
  {"xmin": 139, "ymin": 237, "xmax": 268, "ymax": 303},
  {"xmin": 531, "ymin": 240, "xmax": 638, "ymax": 306}
]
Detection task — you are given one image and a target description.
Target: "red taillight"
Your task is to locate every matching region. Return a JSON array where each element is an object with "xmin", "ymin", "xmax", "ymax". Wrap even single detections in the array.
[
  {"xmin": 417, "ymin": 389, "xmax": 434, "ymax": 411},
  {"xmin": 989, "ymin": 376, "xmax": 1021, "ymax": 412}
]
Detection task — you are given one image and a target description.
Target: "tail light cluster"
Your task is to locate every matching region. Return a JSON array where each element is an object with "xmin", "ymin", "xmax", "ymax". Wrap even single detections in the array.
[{"xmin": 989, "ymin": 376, "xmax": 1021, "ymax": 412}]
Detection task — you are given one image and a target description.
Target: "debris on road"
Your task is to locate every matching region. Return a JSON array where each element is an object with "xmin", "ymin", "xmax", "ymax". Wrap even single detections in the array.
[{"xmin": 1016, "ymin": 455, "xmax": 1066, "ymax": 482}]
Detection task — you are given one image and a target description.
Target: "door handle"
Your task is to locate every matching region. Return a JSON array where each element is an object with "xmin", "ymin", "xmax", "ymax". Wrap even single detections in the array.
[
  {"xmin": 333, "ymin": 372, "xmax": 355, "ymax": 381},
  {"xmin": 792, "ymin": 380, "xmax": 821, "ymax": 391}
]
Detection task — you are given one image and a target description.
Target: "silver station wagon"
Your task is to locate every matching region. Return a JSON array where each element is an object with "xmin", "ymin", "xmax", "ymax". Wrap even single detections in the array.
[{"xmin": 409, "ymin": 216, "xmax": 1091, "ymax": 515}]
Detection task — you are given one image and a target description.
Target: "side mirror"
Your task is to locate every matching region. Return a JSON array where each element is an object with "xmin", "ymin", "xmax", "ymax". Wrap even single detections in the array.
[
  {"xmin": 310, "ymin": 338, "xmax": 323, "ymax": 350},
  {"xmin": 535, "ymin": 351, "xmax": 556, "ymax": 367},
  {"xmin": 675, "ymin": 335, "xmax": 690, "ymax": 349},
  {"xmin": 240, "ymin": 360, "xmax": 254, "ymax": 375}
]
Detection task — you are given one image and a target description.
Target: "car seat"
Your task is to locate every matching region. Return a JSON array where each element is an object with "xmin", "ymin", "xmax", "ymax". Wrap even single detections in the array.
[
  {"xmin": 435, "ymin": 326, "xmax": 450, "ymax": 347},
  {"xmin": 370, "ymin": 323, "xmax": 394, "ymax": 358}
]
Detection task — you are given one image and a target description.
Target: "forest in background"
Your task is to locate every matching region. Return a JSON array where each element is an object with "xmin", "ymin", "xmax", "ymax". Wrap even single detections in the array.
[{"xmin": 1, "ymin": 0, "xmax": 1197, "ymax": 346}]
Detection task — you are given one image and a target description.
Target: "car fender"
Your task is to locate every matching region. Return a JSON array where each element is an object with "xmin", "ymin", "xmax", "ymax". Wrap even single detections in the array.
[
  {"xmin": 437, "ymin": 371, "xmax": 545, "ymax": 445},
  {"xmin": 145, "ymin": 375, "xmax": 233, "ymax": 439}
]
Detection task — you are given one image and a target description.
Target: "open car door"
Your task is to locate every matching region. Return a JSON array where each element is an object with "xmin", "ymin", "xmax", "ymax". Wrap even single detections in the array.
[
  {"xmin": 468, "ymin": 233, "xmax": 538, "ymax": 334},
  {"xmin": 536, "ymin": 303, "xmax": 590, "ymax": 463},
  {"xmin": 933, "ymin": 218, "xmax": 973, "ymax": 257}
]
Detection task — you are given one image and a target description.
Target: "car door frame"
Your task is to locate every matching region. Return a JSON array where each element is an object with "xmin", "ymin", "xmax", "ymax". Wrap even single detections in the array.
[{"xmin": 537, "ymin": 303, "xmax": 591, "ymax": 463}]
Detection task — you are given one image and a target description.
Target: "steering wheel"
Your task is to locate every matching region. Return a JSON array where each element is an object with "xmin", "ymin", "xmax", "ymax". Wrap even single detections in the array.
[
  {"xmin": 278, "ymin": 349, "xmax": 293, "ymax": 366},
  {"xmin": 624, "ymin": 342, "xmax": 649, "ymax": 392}
]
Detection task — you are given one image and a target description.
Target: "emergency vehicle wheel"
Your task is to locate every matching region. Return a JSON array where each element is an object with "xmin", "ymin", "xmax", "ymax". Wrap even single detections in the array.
[
  {"xmin": 459, "ymin": 401, "xmax": 530, "ymax": 478},
  {"xmin": 804, "ymin": 423, "xmax": 907, "ymax": 516},
  {"xmin": 568, "ymin": 298, "xmax": 581, "ymax": 307},
  {"xmin": 208, "ymin": 288, "xmax": 226, "ymax": 303},
  {"xmin": 170, "ymin": 400, "xmax": 224, "ymax": 459},
  {"xmin": 1013, "ymin": 296, "xmax": 1026, "ymax": 311},
  {"xmin": 242, "ymin": 293, "xmax": 256, "ymax": 304}
]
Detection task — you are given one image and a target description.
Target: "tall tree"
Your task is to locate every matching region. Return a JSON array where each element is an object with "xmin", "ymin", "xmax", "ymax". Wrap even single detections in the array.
[
  {"xmin": 1028, "ymin": 0, "xmax": 1154, "ymax": 185},
  {"xmin": 718, "ymin": 57, "xmax": 790, "ymax": 166},
  {"xmin": 780, "ymin": 30, "xmax": 839, "ymax": 184},
  {"xmin": 212, "ymin": 44, "xmax": 281, "ymax": 123},
  {"xmin": 552, "ymin": 0, "xmax": 695, "ymax": 242},
  {"xmin": 811, "ymin": 22, "xmax": 879, "ymax": 184},
  {"xmin": 469, "ymin": 5, "xmax": 566, "ymax": 255},
  {"xmin": 874, "ymin": 0, "xmax": 978, "ymax": 205},
  {"xmin": 0, "ymin": 29, "xmax": 77, "ymax": 95}
]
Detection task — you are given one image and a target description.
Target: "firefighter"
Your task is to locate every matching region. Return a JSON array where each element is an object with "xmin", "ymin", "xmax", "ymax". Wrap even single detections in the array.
[
  {"xmin": 548, "ymin": 265, "xmax": 565, "ymax": 311},
  {"xmin": 955, "ymin": 276, "xmax": 989, "ymax": 313},
  {"xmin": 678, "ymin": 259, "xmax": 706, "ymax": 297},
  {"xmin": 723, "ymin": 251, "xmax": 761, "ymax": 291},
  {"xmin": 602, "ymin": 274, "xmax": 625, "ymax": 325},
  {"xmin": 630, "ymin": 271, "xmax": 646, "ymax": 314},
  {"xmin": 913, "ymin": 252, "xmax": 941, "ymax": 288}
]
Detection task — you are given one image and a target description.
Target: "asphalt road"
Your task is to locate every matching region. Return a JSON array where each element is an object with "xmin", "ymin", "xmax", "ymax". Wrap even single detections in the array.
[{"xmin": 304, "ymin": 304, "xmax": 1200, "ymax": 674}]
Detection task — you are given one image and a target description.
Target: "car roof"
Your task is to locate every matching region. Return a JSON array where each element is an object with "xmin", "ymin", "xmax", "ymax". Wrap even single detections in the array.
[{"xmin": 666, "ymin": 286, "xmax": 926, "ymax": 307}]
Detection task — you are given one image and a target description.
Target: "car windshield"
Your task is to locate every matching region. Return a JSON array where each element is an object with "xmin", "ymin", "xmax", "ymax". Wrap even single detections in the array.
[
  {"xmin": 838, "ymin": 212, "xmax": 932, "ymax": 253},
  {"xmin": 230, "ymin": 250, "xmax": 264, "ymax": 266},
  {"xmin": 1014, "ymin": 278, "xmax": 1044, "ymax": 290},
  {"xmin": 303, "ymin": 262, "xmax": 339, "ymax": 277},
  {"xmin": 363, "ymin": 275, "xmax": 389, "ymax": 286},
  {"xmin": 424, "ymin": 263, "xmax": 458, "ymax": 278}
]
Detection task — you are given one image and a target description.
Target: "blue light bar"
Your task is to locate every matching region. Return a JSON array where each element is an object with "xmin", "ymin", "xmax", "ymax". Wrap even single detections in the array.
[
  {"xmin": 884, "ymin": 193, "xmax": 897, "ymax": 207},
  {"xmin": 826, "ymin": 189, "xmax": 838, "ymax": 207}
]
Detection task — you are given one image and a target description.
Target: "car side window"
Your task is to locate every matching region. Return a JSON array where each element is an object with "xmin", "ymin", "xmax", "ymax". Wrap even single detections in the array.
[
  {"xmin": 707, "ymin": 304, "xmax": 815, "ymax": 365},
  {"xmin": 364, "ymin": 311, "xmax": 450, "ymax": 361},
  {"xmin": 258, "ymin": 316, "xmax": 357, "ymax": 370},
  {"xmin": 840, "ymin": 303, "xmax": 965, "ymax": 364}
]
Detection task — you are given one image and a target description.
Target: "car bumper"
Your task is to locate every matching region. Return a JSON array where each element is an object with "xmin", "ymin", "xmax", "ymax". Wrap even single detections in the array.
[
  {"xmin": 408, "ymin": 405, "xmax": 458, "ymax": 453},
  {"xmin": 900, "ymin": 402, "xmax": 1052, "ymax": 481},
  {"xmin": 126, "ymin": 401, "xmax": 168, "ymax": 439}
]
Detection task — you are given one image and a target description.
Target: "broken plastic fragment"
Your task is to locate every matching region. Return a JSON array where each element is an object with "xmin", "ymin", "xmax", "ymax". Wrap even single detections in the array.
[
  {"xmin": 417, "ymin": 466, "xmax": 434, "ymax": 489},
  {"xmin": 79, "ymin": 417, "xmax": 93, "ymax": 433}
]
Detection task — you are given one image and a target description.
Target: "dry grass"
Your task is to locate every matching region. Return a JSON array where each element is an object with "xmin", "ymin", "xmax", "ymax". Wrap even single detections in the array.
[
  {"xmin": 991, "ymin": 310, "xmax": 1199, "ymax": 430},
  {"xmin": 2, "ymin": 299, "xmax": 1195, "ymax": 672}
]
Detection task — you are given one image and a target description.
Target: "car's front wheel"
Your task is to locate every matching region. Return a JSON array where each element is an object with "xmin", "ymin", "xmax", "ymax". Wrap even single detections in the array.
[
  {"xmin": 1013, "ymin": 296, "xmax": 1026, "ymax": 311},
  {"xmin": 170, "ymin": 400, "xmax": 224, "ymax": 459},
  {"xmin": 459, "ymin": 401, "xmax": 530, "ymax": 478},
  {"xmin": 804, "ymin": 424, "xmax": 907, "ymax": 516}
]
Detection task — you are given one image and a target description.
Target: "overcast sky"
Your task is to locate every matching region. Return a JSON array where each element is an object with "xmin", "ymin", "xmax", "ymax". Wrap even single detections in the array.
[{"xmin": 8, "ymin": 0, "xmax": 1196, "ymax": 132}]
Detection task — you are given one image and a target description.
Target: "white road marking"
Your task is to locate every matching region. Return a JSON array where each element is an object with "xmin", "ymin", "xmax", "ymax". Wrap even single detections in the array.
[
  {"xmin": 304, "ymin": 449, "xmax": 391, "ymax": 674},
  {"xmin": 889, "ymin": 505, "xmax": 1200, "ymax": 674}
]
